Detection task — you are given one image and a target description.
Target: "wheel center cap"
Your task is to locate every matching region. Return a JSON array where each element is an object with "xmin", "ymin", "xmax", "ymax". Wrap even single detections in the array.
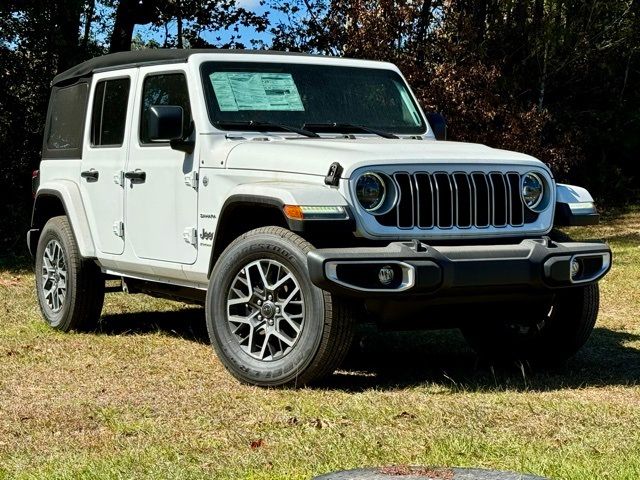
[{"xmin": 260, "ymin": 301, "xmax": 276, "ymax": 319}]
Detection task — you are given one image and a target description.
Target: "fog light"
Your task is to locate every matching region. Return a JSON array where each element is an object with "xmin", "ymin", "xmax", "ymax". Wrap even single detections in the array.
[
  {"xmin": 570, "ymin": 258, "xmax": 581, "ymax": 279},
  {"xmin": 378, "ymin": 265, "xmax": 395, "ymax": 286}
]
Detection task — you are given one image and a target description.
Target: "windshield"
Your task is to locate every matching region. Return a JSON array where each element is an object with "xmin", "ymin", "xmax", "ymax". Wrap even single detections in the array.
[{"xmin": 200, "ymin": 61, "xmax": 426, "ymax": 135}]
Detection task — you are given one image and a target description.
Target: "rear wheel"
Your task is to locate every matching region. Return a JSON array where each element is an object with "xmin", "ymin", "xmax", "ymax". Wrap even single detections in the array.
[
  {"xmin": 462, "ymin": 284, "xmax": 600, "ymax": 365},
  {"xmin": 35, "ymin": 216, "xmax": 105, "ymax": 331},
  {"xmin": 206, "ymin": 226, "xmax": 355, "ymax": 387}
]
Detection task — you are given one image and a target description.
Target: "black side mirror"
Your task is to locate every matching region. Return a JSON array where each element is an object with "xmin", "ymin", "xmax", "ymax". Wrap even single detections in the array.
[
  {"xmin": 426, "ymin": 112, "xmax": 447, "ymax": 140},
  {"xmin": 147, "ymin": 105, "xmax": 184, "ymax": 142}
]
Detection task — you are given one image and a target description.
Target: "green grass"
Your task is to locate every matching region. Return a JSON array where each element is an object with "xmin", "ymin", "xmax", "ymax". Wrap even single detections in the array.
[{"xmin": 1, "ymin": 209, "xmax": 639, "ymax": 479}]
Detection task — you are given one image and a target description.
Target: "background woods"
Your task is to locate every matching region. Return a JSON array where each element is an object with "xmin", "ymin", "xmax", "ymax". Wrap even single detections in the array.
[{"xmin": 1, "ymin": 0, "xmax": 639, "ymax": 255}]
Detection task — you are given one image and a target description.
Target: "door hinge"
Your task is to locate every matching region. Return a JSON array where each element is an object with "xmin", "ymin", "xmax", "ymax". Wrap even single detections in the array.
[
  {"xmin": 114, "ymin": 171, "xmax": 125, "ymax": 187},
  {"xmin": 184, "ymin": 171, "xmax": 198, "ymax": 190},
  {"xmin": 113, "ymin": 221, "xmax": 124, "ymax": 238},
  {"xmin": 183, "ymin": 227, "xmax": 197, "ymax": 246}
]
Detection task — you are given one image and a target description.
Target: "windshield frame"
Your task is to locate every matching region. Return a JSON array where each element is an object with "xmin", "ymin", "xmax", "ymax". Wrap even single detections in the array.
[{"xmin": 199, "ymin": 60, "xmax": 428, "ymax": 136}]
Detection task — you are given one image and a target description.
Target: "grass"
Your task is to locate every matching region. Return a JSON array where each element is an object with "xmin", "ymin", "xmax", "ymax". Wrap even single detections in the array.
[{"xmin": 1, "ymin": 208, "xmax": 639, "ymax": 479}]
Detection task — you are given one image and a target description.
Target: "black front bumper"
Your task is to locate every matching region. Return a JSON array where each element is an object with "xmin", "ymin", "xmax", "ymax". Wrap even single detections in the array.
[{"xmin": 307, "ymin": 238, "xmax": 611, "ymax": 297}]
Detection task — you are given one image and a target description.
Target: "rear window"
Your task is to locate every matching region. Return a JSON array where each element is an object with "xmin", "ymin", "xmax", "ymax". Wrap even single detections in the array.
[{"xmin": 43, "ymin": 82, "xmax": 89, "ymax": 159}]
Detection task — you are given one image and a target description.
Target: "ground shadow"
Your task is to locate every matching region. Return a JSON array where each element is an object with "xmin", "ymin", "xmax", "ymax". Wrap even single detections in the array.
[
  {"xmin": 96, "ymin": 307, "xmax": 210, "ymax": 343},
  {"xmin": 95, "ymin": 306, "xmax": 640, "ymax": 393}
]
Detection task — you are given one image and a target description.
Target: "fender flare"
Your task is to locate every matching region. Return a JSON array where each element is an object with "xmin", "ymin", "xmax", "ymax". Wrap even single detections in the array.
[
  {"xmin": 554, "ymin": 183, "xmax": 599, "ymax": 226},
  {"xmin": 32, "ymin": 180, "xmax": 96, "ymax": 258},
  {"xmin": 208, "ymin": 182, "xmax": 353, "ymax": 275}
]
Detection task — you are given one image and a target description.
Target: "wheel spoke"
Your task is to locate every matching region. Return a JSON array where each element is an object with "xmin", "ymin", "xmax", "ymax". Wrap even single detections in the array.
[
  {"xmin": 226, "ymin": 257, "xmax": 305, "ymax": 362},
  {"xmin": 280, "ymin": 286, "xmax": 300, "ymax": 309},
  {"xmin": 40, "ymin": 240, "xmax": 67, "ymax": 313},
  {"xmin": 256, "ymin": 261, "xmax": 270, "ymax": 289},
  {"xmin": 271, "ymin": 272, "xmax": 292, "ymax": 291},
  {"xmin": 280, "ymin": 313, "xmax": 302, "ymax": 334}
]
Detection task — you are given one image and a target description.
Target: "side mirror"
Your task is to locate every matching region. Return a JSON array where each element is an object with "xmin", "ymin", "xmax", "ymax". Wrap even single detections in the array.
[
  {"xmin": 147, "ymin": 105, "xmax": 184, "ymax": 142},
  {"xmin": 426, "ymin": 112, "xmax": 447, "ymax": 140}
]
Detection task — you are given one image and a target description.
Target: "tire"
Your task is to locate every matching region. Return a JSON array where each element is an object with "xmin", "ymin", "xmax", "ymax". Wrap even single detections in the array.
[
  {"xmin": 35, "ymin": 216, "xmax": 105, "ymax": 331},
  {"xmin": 206, "ymin": 226, "xmax": 355, "ymax": 387},
  {"xmin": 462, "ymin": 284, "xmax": 600, "ymax": 365}
]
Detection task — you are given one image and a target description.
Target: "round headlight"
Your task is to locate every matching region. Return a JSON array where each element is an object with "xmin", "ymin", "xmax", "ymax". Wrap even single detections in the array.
[
  {"xmin": 522, "ymin": 172, "xmax": 544, "ymax": 209},
  {"xmin": 356, "ymin": 172, "xmax": 386, "ymax": 212}
]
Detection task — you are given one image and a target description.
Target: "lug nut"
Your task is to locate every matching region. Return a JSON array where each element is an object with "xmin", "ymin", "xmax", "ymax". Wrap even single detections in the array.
[
  {"xmin": 257, "ymin": 300, "xmax": 262, "ymax": 305},
  {"xmin": 258, "ymin": 315, "xmax": 263, "ymax": 320},
  {"xmin": 268, "ymin": 319, "xmax": 274, "ymax": 326},
  {"xmin": 268, "ymin": 295, "xmax": 273, "ymax": 300}
]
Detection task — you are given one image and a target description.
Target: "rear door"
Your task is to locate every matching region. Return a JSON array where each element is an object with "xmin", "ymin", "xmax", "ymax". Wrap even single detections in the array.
[
  {"xmin": 80, "ymin": 70, "xmax": 137, "ymax": 255},
  {"xmin": 124, "ymin": 66, "xmax": 199, "ymax": 264}
]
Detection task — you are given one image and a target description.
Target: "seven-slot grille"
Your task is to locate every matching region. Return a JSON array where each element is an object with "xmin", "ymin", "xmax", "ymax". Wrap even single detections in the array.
[{"xmin": 376, "ymin": 171, "xmax": 536, "ymax": 229}]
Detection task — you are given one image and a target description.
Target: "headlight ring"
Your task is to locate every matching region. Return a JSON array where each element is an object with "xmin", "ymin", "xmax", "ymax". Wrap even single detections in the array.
[
  {"xmin": 355, "ymin": 172, "xmax": 397, "ymax": 215},
  {"xmin": 521, "ymin": 172, "xmax": 545, "ymax": 211}
]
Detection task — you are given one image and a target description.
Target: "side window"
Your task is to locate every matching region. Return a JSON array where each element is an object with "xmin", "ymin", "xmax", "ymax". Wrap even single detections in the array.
[
  {"xmin": 91, "ymin": 78, "xmax": 131, "ymax": 147},
  {"xmin": 46, "ymin": 83, "xmax": 88, "ymax": 154},
  {"xmin": 140, "ymin": 73, "xmax": 191, "ymax": 144}
]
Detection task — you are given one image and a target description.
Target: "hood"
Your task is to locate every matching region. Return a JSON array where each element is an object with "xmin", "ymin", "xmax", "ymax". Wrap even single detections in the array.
[{"xmin": 224, "ymin": 136, "xmax": 549, "ymax": 179}]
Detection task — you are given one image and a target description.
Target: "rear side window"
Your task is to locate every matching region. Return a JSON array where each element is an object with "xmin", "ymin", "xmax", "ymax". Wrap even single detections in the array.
[
  {"xmin": 45, "ymin": 83, "xmax": 89, "ymax": 157},
  {"xmin": 91, "ymin": 78, "xmax": 131, "ymax": 147},
  {"xmin": 140, "ymin": 73, "xmax": 191, "ymax": 144}
]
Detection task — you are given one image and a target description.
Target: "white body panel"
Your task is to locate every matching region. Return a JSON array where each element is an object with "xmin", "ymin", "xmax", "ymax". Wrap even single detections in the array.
[
  {"xmin": 37, "ymin": 52, "xmax": 590, "ymax": 290},
  {"xmin": 556, "ymin": 183, "xmax": 594, "ymax": 204},
  {"xmin": 80, "ymin": 68, "xmax": 138, "ymax": 255},
  {"xmin": 124, "ymin": 64, "xmax": 200, "ymax": 265}
]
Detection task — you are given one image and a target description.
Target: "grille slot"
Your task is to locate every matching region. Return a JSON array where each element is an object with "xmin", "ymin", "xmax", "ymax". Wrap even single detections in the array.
[{"xmin": 377, "ymin": 171, "xmax": 531, "ymax": 230}]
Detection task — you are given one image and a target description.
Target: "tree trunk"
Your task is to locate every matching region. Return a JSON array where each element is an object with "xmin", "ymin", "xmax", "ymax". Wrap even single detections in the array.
[
  {"xmin": 110, "ymin": 0, "xmax": 157, "ymax": 53},
  {"xmin": 53, "ymin": 0, "xmax": 84, "ymax": 71},
  {"xmin": 81, "ymin": 0, "xmax": 95, "ymax": 50},
  {"xmin": 177, "ymin": 1, "xmax": 184, "ymax": 49},
  {"xmin": 415, "ymin": 0, "xmax": 433, "ymax": 66}
]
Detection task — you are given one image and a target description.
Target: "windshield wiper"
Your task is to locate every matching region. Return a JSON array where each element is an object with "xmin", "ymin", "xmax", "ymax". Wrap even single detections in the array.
[
  {"xmin": 303, "ymin": 122, "xmax": 399, "ymax": 139},
  {"xmin": 215, "ymin": 120, "xmax": 320, "ymax": 138}
]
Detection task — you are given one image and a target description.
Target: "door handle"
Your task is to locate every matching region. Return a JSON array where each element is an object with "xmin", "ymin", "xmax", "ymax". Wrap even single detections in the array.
[
  {"xmin": 124, "ymin": 169, "xmax": 146, "ymax": 183},
  {"xmin": 80, "ymin": 169, "xmax": 99, "ymax": 181}
]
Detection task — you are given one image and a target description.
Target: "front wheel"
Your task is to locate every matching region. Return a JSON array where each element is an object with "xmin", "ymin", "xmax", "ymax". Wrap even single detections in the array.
[
  {"xmin": 206, "ymin": 226, "xmax": 355, "ymax": 387},
  {"xmin": 462, "ymin": 284, "xmax": 600, "ymax": 365}
]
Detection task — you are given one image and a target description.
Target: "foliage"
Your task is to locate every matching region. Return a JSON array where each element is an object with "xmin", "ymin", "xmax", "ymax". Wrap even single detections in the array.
[
  {"xmin": 267, "ymin": 0, "xmax": 640, "ymax": 200},
  {"xmin": 0, "ymin": 0, "xmax": 638, "ymax": 255}
]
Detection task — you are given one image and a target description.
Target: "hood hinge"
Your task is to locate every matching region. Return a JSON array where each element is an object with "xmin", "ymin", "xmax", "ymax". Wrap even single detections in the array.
[
  {"xmin": 183, "ymin": 227, "xmax": 197, "ymax": 246},
  {"xmin": 184, "ymin": 171, "xmax": 198, "ymax": 190},
  {"xmin": 113, "ymin": 221, "xmax": 124, "ymax": 238}
]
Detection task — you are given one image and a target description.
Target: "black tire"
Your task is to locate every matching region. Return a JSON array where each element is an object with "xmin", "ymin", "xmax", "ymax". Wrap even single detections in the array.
[
  {"xmin": 206, "ymin": 226, "xmax": 355, "ymax": 387},
  {"xmin": 35, "ymin": 216, "xmax": 105, "ymax": 331},
  {"xmin": 462, "ymin": 284, "xmax": 600, "ymax": 365}
]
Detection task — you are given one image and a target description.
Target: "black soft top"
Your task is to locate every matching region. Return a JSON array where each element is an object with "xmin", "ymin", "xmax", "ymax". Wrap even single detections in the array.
[{"xmin": 52, "ymin": 49, "xmax": 321, "ymax": 86}]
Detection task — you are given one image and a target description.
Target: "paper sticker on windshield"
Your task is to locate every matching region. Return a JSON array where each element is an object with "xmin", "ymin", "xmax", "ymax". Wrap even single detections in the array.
[{"xmin": 210, "ymin": 72, "xmax": 305, "ymax": 112}]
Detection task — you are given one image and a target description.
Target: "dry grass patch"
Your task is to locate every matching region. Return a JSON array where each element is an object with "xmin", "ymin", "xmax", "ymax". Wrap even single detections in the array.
[{"xmin": 0, "ymin": 208, "xmax": 639, "ymax": 479}]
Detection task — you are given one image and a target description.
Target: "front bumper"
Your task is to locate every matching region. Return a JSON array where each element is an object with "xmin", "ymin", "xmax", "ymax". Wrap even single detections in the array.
[{"xmin": 307, "ymin": 238, "xmax": 611, "ymax": 297}]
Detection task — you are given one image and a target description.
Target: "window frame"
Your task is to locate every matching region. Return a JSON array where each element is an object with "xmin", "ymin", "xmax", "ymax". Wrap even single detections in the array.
[
  {"xmin": 138, "ymin": 71, "xmax": 193, "ymax": 147},
  {"xmin": 89, "ymin": 76, "xmax": 132, "ymax": 149},
  {"xmin": 199, "ymin": 61, "xmax": 427, "ymax": 135}
]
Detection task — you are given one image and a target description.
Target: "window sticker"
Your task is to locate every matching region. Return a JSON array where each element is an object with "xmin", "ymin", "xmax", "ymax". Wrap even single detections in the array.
[{"xmin": 210, "ymin": 72, "xmax": 305, "ymax": 112}]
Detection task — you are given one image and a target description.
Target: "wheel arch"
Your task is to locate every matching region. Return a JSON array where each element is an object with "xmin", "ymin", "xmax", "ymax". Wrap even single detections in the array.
[
  {"xmin": 30, "ymin": 181, "xmax": 96, "ymax": 258},
  {"xmin": 208, "ymin": 195, "xmax": 289, "ymax": 277}
]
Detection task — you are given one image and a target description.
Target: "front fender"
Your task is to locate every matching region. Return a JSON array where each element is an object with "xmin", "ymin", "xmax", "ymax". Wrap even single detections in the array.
[
  {"xmin": 226, "ymin": 181, "xmax": 349, "ymax": 207},
  {"xmin": 555, "ymin": 183, "xmax": 599, "ymax": 226},
  {"xmin": 33, "ymin": 180, "xmax": 96, "ymax": 258}
]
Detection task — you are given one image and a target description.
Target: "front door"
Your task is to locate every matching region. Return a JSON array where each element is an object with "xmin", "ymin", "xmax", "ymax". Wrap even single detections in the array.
[
  {"xmin": 80, "ymin": 70, "xmax": 137, "ymax": 255},
  {"xmin": 125, "ymin": 67, "xmax": 199, "ymax": 265}
]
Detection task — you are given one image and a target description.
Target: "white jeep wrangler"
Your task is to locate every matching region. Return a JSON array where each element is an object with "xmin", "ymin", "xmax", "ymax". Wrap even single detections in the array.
[{"xmin": 28, "ymin": 50, "xmax": 611, "ymax": 387}]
